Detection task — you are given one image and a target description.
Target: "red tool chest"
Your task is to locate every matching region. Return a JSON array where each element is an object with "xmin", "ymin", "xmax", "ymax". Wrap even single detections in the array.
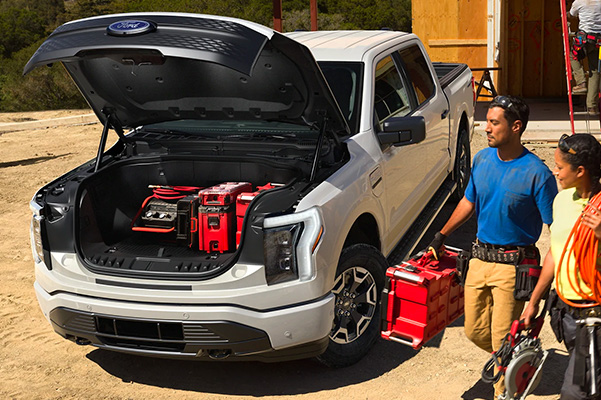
[
  {"xmin": 235, "ymin": 183, "xmax": 281, "ymax": 247},
  {"xmin": 198, "ymin": 182, "xmax": 252, "ymax": 253},
  {"xmin": 381, "ymin": 249, "xmax": 464, "ymax": 350}
]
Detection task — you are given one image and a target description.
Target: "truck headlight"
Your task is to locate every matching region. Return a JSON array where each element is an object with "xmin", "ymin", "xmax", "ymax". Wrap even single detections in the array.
[
  {"xmin": 263, "ymin": 208, "xmax": 323, "ymax": 285},
  {"xmin": 263, "ymin": 224, "xmax": 301, "ymax": 285},
  {"xmin": 30, "ymin": 215, "xmax": 45, "ymax": 264},
  {"xmin": 30, "ymin": 199, "xmax": 47, "ymax": 267}
]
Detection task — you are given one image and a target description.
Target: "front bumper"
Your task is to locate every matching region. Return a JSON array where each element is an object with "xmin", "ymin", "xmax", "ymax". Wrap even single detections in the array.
[{"xmin": 35, "ymin": 282, "xmax": 334, "ymax": 361}]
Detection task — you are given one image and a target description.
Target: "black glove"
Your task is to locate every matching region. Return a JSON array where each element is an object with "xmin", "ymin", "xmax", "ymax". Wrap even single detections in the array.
[{"xmin": 427, "ymin": 231, "xmax": 446, "ymax": 259}]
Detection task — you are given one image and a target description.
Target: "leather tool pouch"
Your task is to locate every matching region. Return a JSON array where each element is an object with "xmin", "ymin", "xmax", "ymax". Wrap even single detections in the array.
[
  {"xmin": 513, "ymin": 263, "xmax": 543, "ymax": 301},
  {"xmin": 546, "ymin": 290, "xmax": 565, "ymax": 343},
  {"xmin": 455, "ymin": 249, "xmax": 471, "ymax": 286},
  {"xmin": 513, "ymin": 246, "xmax": 544, "ymax": 301}
]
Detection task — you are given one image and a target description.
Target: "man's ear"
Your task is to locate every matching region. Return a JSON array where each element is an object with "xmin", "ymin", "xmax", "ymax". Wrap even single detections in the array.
[{"xmin": 511, "ymin": 120, "xmax": 522, "ymax": 135}]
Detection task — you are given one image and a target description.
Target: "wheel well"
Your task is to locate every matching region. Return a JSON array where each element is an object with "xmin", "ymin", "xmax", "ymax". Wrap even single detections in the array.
[
  {"xmin": 453, "ymin": 113, "xmax": 469, "ymax": 176},
  {"xmin": 343, "ymin": 213, "xmax": 380, "ymax": 250},
  {"xmin": 459, "ymin": 112, "xmax": 469, "ymax": 136}
]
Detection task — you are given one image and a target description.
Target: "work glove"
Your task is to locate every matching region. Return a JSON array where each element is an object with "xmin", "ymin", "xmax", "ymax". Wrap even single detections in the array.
[{"xmin": 426, "ymin": 231, "xmax": 446, "ymax": 260}]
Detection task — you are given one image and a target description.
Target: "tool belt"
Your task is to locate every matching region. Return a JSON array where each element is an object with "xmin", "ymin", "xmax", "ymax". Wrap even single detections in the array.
[
  {"xmin": 472, "ymin": 241, "xmax": 541, "ymax": 301},
  {"xmin": 471, "ymin": 241, "xmax": 538, "ymax": 264},
  {"xmin": 548, "ymin": 292, "xmax": 601, "ymax": 395}
]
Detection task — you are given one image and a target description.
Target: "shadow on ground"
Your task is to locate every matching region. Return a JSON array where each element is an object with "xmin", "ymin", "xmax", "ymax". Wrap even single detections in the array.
[
  {"xmin": 0, "ymin": 154, "xmax": 70, "ymax": 168},
  {"xmin": 87, "ymin": 337, "xmax": 420, "ymax": 396},
  {"xmin": 461, "ymin": 349, "xmax": 567, "ymax": 399}
]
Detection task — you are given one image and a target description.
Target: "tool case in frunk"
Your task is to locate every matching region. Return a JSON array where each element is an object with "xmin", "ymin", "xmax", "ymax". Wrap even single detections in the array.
[
  {"xmin": 235, "ymin": 183, "xmax": 283, "ymax": 248},
  {"xmin": 381, "ymin": 248, "xmax": 464, "ymax": 349},
  {"xmin": 199, "ymin": 182, "xmax": 252, "ymax": 253}
]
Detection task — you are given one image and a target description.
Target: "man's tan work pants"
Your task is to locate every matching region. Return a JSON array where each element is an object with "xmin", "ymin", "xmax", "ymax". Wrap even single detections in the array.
[{"xmin": 464, "ymin": 258, "xmax": 525, "ymax": 397}]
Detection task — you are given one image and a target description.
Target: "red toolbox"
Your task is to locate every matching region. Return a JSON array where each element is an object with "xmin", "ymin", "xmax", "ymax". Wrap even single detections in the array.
[
  {"xmin": 200, "ymin": 182, "xmax": 252, "ymax": 206},
  {"xmin": 199, "ymin": 182, "xmax": 252, "ymax": 253},
  {"xmin": 235, "ymin": 183, "xmax": 282, "ymax": 247},
  {"xmin": 381, "ymin": 248, "xmax": 464, "ymax": 350}
]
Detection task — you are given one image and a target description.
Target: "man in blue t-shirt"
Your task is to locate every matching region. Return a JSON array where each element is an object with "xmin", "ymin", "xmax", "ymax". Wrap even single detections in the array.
[{"xmin": 429, "ymin": 96, "xmax": 558, "ymax": 400}]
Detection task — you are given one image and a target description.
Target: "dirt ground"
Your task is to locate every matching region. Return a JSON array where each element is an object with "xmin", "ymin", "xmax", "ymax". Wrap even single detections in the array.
[{"xmin": 0, "ymin": 110, "xmax": 565, "ymax": 400}]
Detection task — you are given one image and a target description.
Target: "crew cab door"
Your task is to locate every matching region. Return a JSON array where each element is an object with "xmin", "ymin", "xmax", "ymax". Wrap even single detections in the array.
[{"xmin": 376, "ymin": 41, "xmax": 451, "ymax": 252}]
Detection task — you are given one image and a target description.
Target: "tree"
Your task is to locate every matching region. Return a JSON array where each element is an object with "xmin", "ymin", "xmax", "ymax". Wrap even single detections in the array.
[{"xmin": 0, "ymin": 8, "xmax": 46, "ymax": 58}]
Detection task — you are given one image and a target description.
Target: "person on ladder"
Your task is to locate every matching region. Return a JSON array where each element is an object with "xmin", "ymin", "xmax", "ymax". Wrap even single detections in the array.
[
  {"xmin": 522, "ymin": 134, "xmax": 601, "ymax": 399},
  {"xmin": 571, "ymin": 34, "xmax": 588, "ymax": 94},
  {"xmin": 569, "ymin": 0, "xmax": 601, "ymax": 115}
]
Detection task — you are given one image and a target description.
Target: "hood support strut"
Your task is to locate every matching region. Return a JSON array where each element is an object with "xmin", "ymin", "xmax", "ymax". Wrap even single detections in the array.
[
  {"xmin": 94, "ymin": 108, "xmax": 126, "ymax": 172},
  {"xmin": 309, "ymin": 115, "xmax": 328, "ymax": 182},
  {"xmin": 309, "ymin": 111, "xmax": 344, "ymax": 182}
]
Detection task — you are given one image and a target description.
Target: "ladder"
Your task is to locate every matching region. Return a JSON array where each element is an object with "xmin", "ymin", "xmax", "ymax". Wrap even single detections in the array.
[{"xmin": 560, "ymin": 0, "xmax": 601, "ymax": 134}]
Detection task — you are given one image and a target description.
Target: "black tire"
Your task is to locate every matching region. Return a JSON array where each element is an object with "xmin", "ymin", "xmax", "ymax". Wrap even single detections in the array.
[
  {"xmin": 451, "ymin": 127, "xmax": 471, "ymax": 202},
  {"xmin": 317, "ymin": 244, "xmax": 386, "ymax": 368}
]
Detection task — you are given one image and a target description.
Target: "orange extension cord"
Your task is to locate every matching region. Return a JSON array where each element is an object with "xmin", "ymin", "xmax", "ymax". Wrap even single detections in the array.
[{"xmin": 556, "ymin": 191, "xmax": 601, "ymax": 308}]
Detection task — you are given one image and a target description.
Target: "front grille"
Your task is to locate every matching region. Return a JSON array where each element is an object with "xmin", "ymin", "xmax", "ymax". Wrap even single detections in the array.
[
  {"xmin": 100, "ymin": 336, "xmax": 186, "ymax": 352},
  {"xmin": 63, "ymin": 313, "xmax": 96, "ymax": 332},
  {"xmin": 96, "ymin": 316, "xmax": 184, "ymax": 340},
  {"xmin": 50, "ymin": 308, "xmax": 272, "ymax": 356},
  {"xmin": 183, "ymin": 324, "xmax": 226, "ymax": 342}
]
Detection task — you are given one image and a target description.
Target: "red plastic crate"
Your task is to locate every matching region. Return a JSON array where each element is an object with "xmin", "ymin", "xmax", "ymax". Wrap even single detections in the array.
[
  {"xmin": 381, "ymin": 249, "xmax": 464, "ymax": 349},
  {"xmin": 198, "ymin": 205, "xmax": 235, "ymax": 253},
  {"xmin": 200, "ymin": 182, "xmax": 252, "ymax": 206},
  {"xmin": 235, "ymin": 183, "xmax": 281, "ymax": 247}
]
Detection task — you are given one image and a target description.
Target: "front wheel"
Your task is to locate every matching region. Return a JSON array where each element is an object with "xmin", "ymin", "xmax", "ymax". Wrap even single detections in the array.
[{"xmin": 317, "ymin": 244, "xmax": 386, "ymax": 368}]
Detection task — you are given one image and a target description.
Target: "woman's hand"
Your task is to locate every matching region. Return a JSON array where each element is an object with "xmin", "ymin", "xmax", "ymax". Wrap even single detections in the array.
[
  {"xmin": 582, "ymin": 203, "xmax": 601, "ymax": 240},
  {"xmin": 521, "ymin": 301, "xmax": 540, "ymax": 328}
]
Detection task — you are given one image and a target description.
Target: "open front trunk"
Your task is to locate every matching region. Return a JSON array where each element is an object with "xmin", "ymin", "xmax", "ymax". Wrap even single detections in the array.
[
  {"xmin": 27, "ymin": 12, "xmax": 351, "ymax": 282},
  {"xmin": 75, "ymin": 155, "xmax": 306, "ymax": 280}
]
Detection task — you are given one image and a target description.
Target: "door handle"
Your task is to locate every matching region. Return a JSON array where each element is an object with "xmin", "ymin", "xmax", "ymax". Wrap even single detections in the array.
[{"xmin": 441, "ymin": 109, "xmax": 450, "ymax": 120}]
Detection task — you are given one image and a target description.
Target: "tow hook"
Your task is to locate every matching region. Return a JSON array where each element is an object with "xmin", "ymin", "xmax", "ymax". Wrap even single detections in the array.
[
  {"xmin": 207, "ymin": 349, "xmax": 231, "ymax": 360},
  {"xmin": 75, "ymin": 337, "xmax": 91, "ymax": 345}
]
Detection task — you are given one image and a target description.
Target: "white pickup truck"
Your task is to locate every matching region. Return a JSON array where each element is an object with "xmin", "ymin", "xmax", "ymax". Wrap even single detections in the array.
[{"xmin": 27, "ymin": 13, "xmax": 474, "ymax": 367}]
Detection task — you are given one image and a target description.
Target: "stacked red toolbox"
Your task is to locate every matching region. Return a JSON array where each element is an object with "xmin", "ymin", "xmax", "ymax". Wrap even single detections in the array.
[
  {"xmin": 199, "ymin": 182, "xmax": 252, "ymax": 253},
  {"xmin": 381, "ymin": 248, "xmax": 464, "ymax": 350},
  {"xmin": 235, "ymin": 183, "xmax": 281, "ymax": 248}
]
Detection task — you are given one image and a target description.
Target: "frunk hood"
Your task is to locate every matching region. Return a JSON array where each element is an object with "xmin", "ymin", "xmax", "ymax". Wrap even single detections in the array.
[{"xmin": 24, "ymin": 13, "xmax": 349, "ymax": 134}]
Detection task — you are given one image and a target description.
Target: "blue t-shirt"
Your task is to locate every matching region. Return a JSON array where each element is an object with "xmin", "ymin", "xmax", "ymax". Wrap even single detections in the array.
[{"xmin": 465, "ymin": 147, "xmax": 557, "ymax": 246}]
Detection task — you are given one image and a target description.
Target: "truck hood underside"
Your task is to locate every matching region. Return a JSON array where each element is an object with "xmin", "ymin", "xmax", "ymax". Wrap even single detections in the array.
[{"xmin": 24, "ymin": 13, "xmax": 349, "ymax": 134}]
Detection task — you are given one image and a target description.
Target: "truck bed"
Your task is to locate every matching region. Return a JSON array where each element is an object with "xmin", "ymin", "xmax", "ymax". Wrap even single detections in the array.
[{"xmin": 433, "ymin": 62, "xmax": 470, "ymax": 90}]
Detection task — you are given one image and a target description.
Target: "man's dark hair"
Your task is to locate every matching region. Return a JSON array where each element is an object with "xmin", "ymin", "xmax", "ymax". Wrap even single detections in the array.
[
  {"xmin": 559, "ymin": 133, "xmax": 601, "ymax": 196},
  {"xmin": 489, "ymin": 95, "xmax": 529, "ymax": 135}
]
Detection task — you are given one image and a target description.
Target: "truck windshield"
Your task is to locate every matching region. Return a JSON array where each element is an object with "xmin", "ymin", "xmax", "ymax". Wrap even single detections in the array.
[{"xmin": 318, "ymin": 62, "xmax": 363, "ymax": 135}]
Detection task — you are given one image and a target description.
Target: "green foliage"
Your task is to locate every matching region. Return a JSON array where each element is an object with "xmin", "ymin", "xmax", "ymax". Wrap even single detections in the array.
[
  {"xmin": 283, "ymin": 10, "xmax": 351, "ymax": 32},
  {"xmin": 0, "ymin": 42, "xmax": 88, "ymax": 111},
  {"xmin": 0, "ymin": 8, "xmax": 46, "ymax": 58},
  {"xmin": 0, "ymin": 0, "xmax": 412, "ymax": 111}
]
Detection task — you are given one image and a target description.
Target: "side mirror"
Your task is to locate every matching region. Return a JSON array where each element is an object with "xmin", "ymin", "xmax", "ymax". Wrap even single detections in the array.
[{"xmin": 377, "ymin": 116, "xmax": 426, "ymax": 147}]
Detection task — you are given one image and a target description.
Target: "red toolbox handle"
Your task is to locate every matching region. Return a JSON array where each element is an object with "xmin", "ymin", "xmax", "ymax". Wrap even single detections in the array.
[{"xmin": 393, "ymin": 269, "xmax": 424, "ymax": 284}]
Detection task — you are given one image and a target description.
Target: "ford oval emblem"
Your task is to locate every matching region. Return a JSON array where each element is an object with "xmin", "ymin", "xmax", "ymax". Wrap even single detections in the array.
[{"xmin": 107, "ymin": 20, "xmax": 155, "ymax": 36}]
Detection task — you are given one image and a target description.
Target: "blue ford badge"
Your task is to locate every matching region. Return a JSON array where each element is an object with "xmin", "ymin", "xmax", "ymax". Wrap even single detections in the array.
[{"xmin": 107, "ymin": 20, "xmax": 155, "ymax": 36}]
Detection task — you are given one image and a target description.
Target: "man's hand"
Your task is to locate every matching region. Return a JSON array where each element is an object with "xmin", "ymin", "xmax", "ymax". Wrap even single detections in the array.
[
  {"xmin": 521, "ymin": 301, "xmax": 540, "ymax": 328},
  {"xmin": 427, "ymin": 231, "xmax": 446, "ymax": 259}
]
